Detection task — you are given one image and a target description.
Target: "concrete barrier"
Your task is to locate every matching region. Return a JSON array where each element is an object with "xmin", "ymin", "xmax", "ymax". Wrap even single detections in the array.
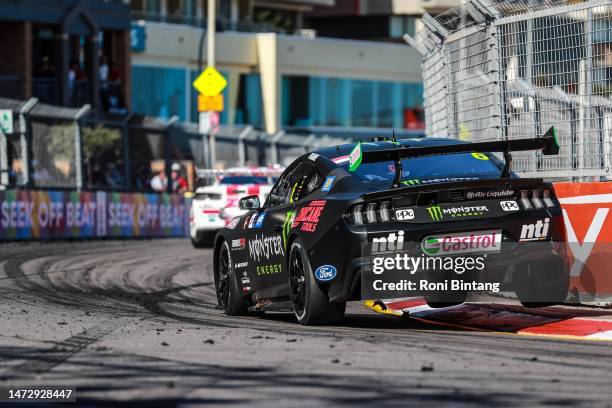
[{"xmin": 0, "ymin": 189, "xmax": 189, "ymax": 240}]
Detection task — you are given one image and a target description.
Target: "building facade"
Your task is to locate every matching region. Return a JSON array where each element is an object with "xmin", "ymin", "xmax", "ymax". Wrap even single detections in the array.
[
  {"xmin": 0, "ymin": 0, "xmax": 131, "ymax": 111},
  {"xmin": 129, "ymin": 0, "xmax": 443, "ymax": 134}
]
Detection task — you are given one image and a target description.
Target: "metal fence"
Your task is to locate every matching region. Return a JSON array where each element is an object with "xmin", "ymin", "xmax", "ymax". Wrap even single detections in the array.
[
  {"xmin": 0, "ymin": 97, "xmax": 354, "ymax": 192},
  {"xmin": 407, "ymin": 0, "xmax": 612, "ymax": 179}
]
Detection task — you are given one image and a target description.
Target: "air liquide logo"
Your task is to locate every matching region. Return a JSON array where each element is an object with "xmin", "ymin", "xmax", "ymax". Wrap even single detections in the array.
[
  {"xmin": 371, "ymin": 231, "xmax": 404, "ymax": 253},
  {"xmin": 422, "ymin": 230, "xmax": 502, "ymax": 256},
  {"xmin": 519, "ymin": 218, "xmax": 550, "ymax": 241}
]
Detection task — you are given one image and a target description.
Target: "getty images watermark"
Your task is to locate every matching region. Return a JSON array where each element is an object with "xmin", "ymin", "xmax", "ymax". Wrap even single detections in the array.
[{"xmin": 361, "ymin": 230, "xmax": 502, "ymax": 299}]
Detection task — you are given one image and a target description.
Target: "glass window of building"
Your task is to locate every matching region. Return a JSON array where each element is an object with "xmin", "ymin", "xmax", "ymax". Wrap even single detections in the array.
[
  {"xmin": 282, "ymin": 75, "xmax": 424, "ymax": 129},
  {"xmin": 132, "ymin": 66, "xmax": 187, "ymax": 121}
]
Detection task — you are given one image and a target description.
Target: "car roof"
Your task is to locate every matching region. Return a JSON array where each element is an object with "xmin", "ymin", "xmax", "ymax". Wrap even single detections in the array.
[{"xmin": 314, "ymin": 137, "xmax": 468, "ymax": 160}]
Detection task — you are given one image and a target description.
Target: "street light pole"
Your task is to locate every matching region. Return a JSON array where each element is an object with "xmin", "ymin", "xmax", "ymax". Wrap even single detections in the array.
[
  {"xmin": 207, "ymin": 0, "xmax": 215, "ymax": 68},
  {"xmin": 200, "ymin": 0, "xmax": 217, "ymax": 169}
]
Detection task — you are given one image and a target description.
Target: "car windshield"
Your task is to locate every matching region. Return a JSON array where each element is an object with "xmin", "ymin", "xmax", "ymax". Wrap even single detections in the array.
[
  {"xmin": 219, "ymin": 175, "xmax": 269, "ymax": 185},
  {"xmin": 338, "ymin": 152, "xmax": 503, "ymax": 183}
]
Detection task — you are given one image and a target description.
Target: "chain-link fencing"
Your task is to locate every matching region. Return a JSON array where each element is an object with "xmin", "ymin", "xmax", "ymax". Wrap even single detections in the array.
[{"xmin": 408, "ymin": 0, "xmax": 612, "ymax": 180}]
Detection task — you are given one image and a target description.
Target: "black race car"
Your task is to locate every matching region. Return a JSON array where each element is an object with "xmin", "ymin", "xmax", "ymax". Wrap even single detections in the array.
[{"xmin": 213, "ymin": 128, "xmax": 569, "ymax": 325}]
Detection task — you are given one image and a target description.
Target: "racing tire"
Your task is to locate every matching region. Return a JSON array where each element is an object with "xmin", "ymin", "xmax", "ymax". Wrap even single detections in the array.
[
  {"xmin": 424, "ymin": 271, "xmax": 470, "ymax": 308},
  {"xmin": 514, "ymin": 259, "xmax": 569, "ymax": 308},
  {"xmin": 288, "ymin": 240, "xmax": 345, "ymax": 325},
  {"xmin": 214, "ymin": 240, "xmax": 250, "ymax": 315},
  {"xmin": 424, "ymin": 291, "xmax": 468, "ymax": 308}
]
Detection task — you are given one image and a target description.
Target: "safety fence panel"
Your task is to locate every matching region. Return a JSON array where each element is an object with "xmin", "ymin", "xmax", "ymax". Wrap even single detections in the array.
[
  {"xmin": 28, "ymin": 103, "xmax": 82, "ymax": 189},
  {"xmin": 416, "ymin": 0, "xmax": 612, "ymax": 180},
  {"xmin": 0, "ymin": 189, "xmax": 189, "ymax": 240}
]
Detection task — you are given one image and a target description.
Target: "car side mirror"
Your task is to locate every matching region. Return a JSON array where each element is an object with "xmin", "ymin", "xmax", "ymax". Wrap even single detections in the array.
[{"xmin": 239, "ymin": 195, "xmax": 260, "ymax": 210}]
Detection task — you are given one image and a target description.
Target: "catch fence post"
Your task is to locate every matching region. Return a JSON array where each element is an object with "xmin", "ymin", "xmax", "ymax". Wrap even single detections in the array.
[
  {"xmin": 19, "ymin": 98, "xmax": 37, "ymax": 187},
  {"xmin": 238, "ymin": 125, "xmax": 253, "ymax": 167},
  {"xmin": 74, "ymin": 104, "xmax": 91, "ymax": 192},
  {"xmin": 270, "ymin": 130, "xmax": 285, "ymax": 165}
]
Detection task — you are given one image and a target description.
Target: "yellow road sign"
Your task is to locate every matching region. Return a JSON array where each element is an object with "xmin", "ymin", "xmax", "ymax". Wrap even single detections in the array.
[
  {"xmin": 193, "ymin": 66, "xmax": 227, "ymax": 96},
  {"xmin": 198, "ymin": 94, "xmax": 224, "ymax": 112}
]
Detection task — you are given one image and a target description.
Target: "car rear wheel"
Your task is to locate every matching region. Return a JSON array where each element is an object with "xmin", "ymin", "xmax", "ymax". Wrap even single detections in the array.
[
  {"xmin": 215, "ymin": 240, "xmax": 250, "ymax": 315},
  {"xmin": 288, "ymin": 240, "xmax": 345, "ymax": 325},
  {"xmin": 514, "ymin": 259, "xmax": 568, "ymax": 308}
]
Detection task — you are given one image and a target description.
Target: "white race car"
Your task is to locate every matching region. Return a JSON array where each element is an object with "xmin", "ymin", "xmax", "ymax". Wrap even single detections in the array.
[{"xmin": 189, "ymin": 168, "xmax": 279, "ymax": 248}]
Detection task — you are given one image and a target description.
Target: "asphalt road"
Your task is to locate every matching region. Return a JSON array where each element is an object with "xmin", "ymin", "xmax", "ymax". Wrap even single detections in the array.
[{"xmin": 0, "ymin": 239, "xmax": 611, "ymax": 407}]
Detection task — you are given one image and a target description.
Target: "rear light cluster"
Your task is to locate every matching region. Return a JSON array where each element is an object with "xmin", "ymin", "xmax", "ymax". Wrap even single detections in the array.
[
  {"xmin": 350, "ymin": 201, "xmax": 391, "ymax": 225},
  {"xmin": 519, "ymin": 189, "xmax": 556, "ymax": 209}
]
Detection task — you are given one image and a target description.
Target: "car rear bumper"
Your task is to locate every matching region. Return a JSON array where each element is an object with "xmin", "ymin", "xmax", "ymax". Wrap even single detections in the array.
[{"xmin": 329, "ymin": 239, "xmax": 568, "ymax": 302}]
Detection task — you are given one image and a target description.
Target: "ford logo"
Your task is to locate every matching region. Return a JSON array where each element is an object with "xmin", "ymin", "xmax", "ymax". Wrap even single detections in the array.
[{"xmin": 314, "ymin": 265, "xmax": 337, "ymax": 281}]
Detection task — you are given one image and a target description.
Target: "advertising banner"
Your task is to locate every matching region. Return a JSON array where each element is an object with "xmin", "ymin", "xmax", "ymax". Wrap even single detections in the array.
[
  {"xmin": 0, "ymin": 190, "xmax": 188, "ymax": 240},
  {"xmin": 554, "ymin": 182, "xmax": 612, "ymax": 306}
]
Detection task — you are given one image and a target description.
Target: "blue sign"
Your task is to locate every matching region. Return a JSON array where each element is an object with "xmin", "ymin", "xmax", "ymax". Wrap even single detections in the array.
[
  {"xmin": 321, "ymin": 176, "xmax": 336, "ymax": 192},
  {"xmin": 130, "ymin": 23, "xmax": 146, "ymax": 52},
  {"xmin": 314, "ymin": 265, "xmax": 337, "ymax": 281}
]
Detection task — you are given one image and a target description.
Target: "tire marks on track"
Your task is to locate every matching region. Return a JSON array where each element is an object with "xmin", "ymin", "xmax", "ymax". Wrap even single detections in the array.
[{"xmin": 1, "ymin": 320, "xmax": 123, "ymax": 379}]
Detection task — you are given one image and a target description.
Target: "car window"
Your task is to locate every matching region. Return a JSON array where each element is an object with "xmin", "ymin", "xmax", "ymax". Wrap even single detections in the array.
[
  {"xmin": 293, "ymin": 165, "xmax": 323, "ymax": 201},
  {"xmin": 265, "ymin": 162, "xmax": 300, "ymax": 207}
]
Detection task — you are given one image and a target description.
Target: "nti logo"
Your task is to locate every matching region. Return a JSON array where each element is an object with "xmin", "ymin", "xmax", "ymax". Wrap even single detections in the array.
[
  {"xmin": 426, "ymin": 206, "xmax": 443, "ymax": 221},
  {"xmin": 421, "ymin": 230, "xmax": 502, "ymax": 256},
  {"xmin": 519, "ymin": 218, "xmax": 550, "ymax": 241},
  {"xmin": 371, "ymin": 231, "xmax": 404, "ymax": 253}
]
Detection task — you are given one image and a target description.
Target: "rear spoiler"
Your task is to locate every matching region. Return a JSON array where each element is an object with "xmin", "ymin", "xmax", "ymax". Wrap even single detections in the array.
[{"xmin": 354, "ymin": 127, "xmax": 560, "ymax": 187}]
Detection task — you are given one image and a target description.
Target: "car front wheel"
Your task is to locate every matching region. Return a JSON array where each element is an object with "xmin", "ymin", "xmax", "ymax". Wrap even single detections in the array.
[{"xmin": 288, "ymin": 239, "xmax": 345, "ymax": 325}]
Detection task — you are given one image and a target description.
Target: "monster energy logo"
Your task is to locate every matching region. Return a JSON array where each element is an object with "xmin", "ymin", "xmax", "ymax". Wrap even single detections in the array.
[
  {"xmin": 426, "ymin": 206, "xmax": 443, "ymax": 221},
  {"xmin": 402, "ymin": 179, "xmax": 421, "ymax": 186},
  {"xmin": 282, "ymin": 210, "xmax": 295, "ymax": 249}
]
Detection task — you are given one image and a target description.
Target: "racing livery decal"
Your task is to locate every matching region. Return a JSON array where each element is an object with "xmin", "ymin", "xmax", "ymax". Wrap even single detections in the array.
[
  {"xmin": 403, "ymin": 177, "xmax": 480, "ymax": 186},
  {"xmin": 248, "ymin": 234, "xmax": 285, "ymax": 261},
  {"xmin": 314, "ymin": 265, "xmax": 337, "ymax": 281},
  {"xmin": 292, "ymin": 200, "xmax": 326, "ymax": 232},
  {"xmin": 227, "ymin": 217, "xmax": 240, "ymax": 229},
  {"xmin": 321, "ymin": 176, "xmax": 336, "ymax": 192},
  {"xmin": 466, "ymin": 190, "xmax": 514, "ymax": 199},
  {"xmin": 231, "ymin": 237, "xmax": 246, "ymax": 250},
  {"xmin": 519, "ymin": 218, "xmax": 550, "ymax": 241},
  {"xmin": 254, "ymin": 212, "xmax": 266, "ymax": 228},
  {"xmin": 500, "ymin": 200, "xmax": 520, "ymax": 212},
  {"xmin": 421, "ymin": 230, "xmax": 502, "ymax": 256},
  {"xmin": 256, "ymin": 263, "xmax": 282, "ymax": 275},
  {"xmin": 426, "ymin": 205, "xmax": 489, "ymax": 221}
]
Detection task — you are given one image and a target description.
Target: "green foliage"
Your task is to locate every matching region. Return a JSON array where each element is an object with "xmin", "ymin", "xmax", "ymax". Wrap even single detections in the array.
[{"xmin": 83, "ymin": 125, "xmax": 122, "ymax": 158}]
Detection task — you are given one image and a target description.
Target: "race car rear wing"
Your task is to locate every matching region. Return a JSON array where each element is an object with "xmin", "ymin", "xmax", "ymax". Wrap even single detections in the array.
[{"xmin": 357, "ymin": 127, "xmax": 560, "ymax": 187}]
